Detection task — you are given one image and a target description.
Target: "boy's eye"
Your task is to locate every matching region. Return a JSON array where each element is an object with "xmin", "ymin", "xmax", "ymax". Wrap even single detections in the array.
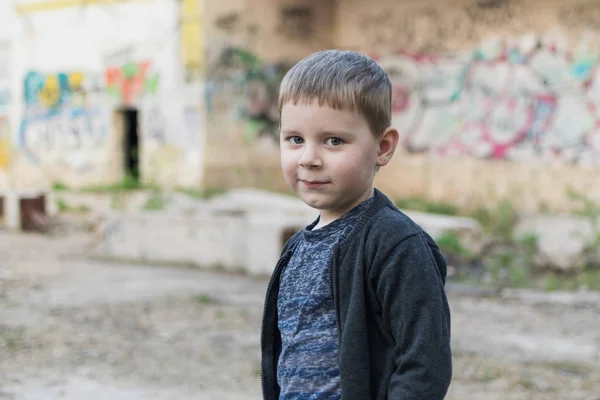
[
  {"xmin": 289, "ymin": 136, "xmax": 304, "ymax": 144},
  {"xmin": 326, "ymin": 137, "xmax": 343, "ymax": 146}
]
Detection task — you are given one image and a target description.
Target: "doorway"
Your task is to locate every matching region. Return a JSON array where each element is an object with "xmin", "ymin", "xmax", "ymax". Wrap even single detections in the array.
[{"xmin": 121, "ymin": 108, "xmax": 139, "ymax": 181}]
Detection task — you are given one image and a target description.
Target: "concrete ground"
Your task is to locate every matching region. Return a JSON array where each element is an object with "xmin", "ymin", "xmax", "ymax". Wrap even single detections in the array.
[{"xmin": 1, "ymin": 226, "xmax": 599, "ymax": 400}]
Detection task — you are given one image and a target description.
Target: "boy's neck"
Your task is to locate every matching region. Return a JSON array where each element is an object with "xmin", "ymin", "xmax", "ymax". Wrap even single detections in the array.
[{"xmin": 313, "ymin": 187, "xmax": 375, "ymax": 230}]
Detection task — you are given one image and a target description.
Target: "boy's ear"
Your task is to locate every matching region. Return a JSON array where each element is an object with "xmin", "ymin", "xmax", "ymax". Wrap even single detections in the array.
[{"xmin": 376, "ymin": 126, "xmax": 400, "ymax": 168}]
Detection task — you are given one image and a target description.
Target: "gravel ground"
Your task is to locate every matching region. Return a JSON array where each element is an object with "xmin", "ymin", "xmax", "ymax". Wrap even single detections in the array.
[{"xmin": 1, "ymin": 227, "xmax": 599, "ymax": 400}]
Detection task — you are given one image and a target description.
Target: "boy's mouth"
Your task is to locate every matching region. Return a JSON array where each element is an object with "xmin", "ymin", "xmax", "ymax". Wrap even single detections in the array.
[{"xmin": 300, "ymin": 180, "xmax": 329, "ymax": 188}]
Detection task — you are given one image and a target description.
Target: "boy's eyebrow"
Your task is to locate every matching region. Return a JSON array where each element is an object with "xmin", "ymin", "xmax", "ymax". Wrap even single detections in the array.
[
  {"xmin": 280, "ymin": 129, "xmax": 301, "ymax": 135},
  {"xmin": 280, "ymin": 128, "xmax": 356, "ymax": 137},
  {"xmin": 320, "ymin": 129, "xmax": 355, "ymax": 136}
]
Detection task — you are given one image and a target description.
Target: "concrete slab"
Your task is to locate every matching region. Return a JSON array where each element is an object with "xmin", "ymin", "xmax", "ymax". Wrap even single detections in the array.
[
  {"xmin": 94, "ymin": 189, "xmax": 484, "ymax": 276},
  {"xmin": 516, "ymin": 214, "xmax": 597, "ymax": 271}
]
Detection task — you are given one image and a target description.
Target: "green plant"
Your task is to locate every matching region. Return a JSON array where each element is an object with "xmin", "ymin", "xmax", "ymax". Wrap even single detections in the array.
[
  {"xmin": 142, "ymin": 189, "xmax": 168, "ymax": 211},
  {"xmin": 579, "ymin": 269, "xmax": 600, "ymax": 290},
  {"xmin": 566, "ymin": 187, "xmax": 600, "ymax": 270},
  {"xmin": 195, "ymin": 294, "xmax": 214, "ymax": 304},
  {"xmin": 109, "ymin": 192, "xmax": 127, "ymax": 210},
  {"xmin": 394, "ymin": 197, "xmax": 459, "ymax": 216},
  {"xmin": 81, "ymin": 172, "xmax": 148, "ymax": 193},
  {"xmin": 2, "ymin": 328, "xmax": 25, "ymax": 351},
  {"xmin": 56, "ymin": 199, "xmax": 91, "ymax": 213},
  {"xmin": 471, "ymin": 199, "xmax": 518, "ymax": 241},
  {"xmin": 436, "ymin": 232, "xmax": 474, "ymax": 260},
  {"xmin": 51, "ymin": 181, "xmax": 69, "ymax": 191},
  {"xmin": 177, "ymin": 186, "xmax": 227, "ymax": 200}
]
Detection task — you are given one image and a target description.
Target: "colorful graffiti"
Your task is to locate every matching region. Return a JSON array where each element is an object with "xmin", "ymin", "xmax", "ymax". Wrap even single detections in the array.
[
  {"xmin": 206, "ymin": 47, "xmax": 293, "ymax": 140},
  {"xmin": 1, "ymin": 44, "xmax": 11, "ymax": 172},
  {"xmin": 0, "ymin": 86, "xmax": 9, "ymax": 114},
  {"xmin": 0, "ymin": 116, "xmax": 10, "ymax": 170},
  {"xmin": 24, "ymin": 63, "xmax": 161, "ymax": 109},
  {"xmin": 377, "ymin": 34, "xmax": 600, "ymax": 165},
  {"xmin": 19, "ymin": 108, "xmax": 108, "ymax": 171},
  {"xmin": 105, "ymin": 61, "xmax": 160, "ymax": 106},
  {"xmin": 22, "ymin": 69, "xmax": 110, "ymax": 171},
  {"xmin": 24, "ymin": 71, "xmax": 102, "ymax": 109}
]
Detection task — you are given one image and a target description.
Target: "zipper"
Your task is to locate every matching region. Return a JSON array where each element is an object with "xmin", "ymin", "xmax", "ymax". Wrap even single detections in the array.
[
  {"xmin": 260, "ymin": 252, "xmax": 290, "ymax": 400},
  {"xmin": 330, "ymin": 246, "xmax": 342, "ymax": 342}
]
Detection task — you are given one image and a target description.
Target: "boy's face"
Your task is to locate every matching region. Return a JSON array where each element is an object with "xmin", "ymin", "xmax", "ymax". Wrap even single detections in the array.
[{"xmin": 280, "ymin": 100, "xmax": 394, "ymax": 225}]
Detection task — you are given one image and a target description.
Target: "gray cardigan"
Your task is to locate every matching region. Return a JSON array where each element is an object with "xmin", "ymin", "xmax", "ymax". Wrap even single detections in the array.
[{"xmin": 261, "ymin": 189, "xmax": 452, "ymax": 399}]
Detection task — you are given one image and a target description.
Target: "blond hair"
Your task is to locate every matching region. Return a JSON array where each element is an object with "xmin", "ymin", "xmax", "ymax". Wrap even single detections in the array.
[{"xmin": 278, "ymin": 49, "xmax": 392, "ymax": 136}]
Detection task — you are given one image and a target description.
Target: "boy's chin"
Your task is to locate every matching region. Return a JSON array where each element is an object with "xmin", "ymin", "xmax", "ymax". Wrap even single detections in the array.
[{"xmin": 298, "ymin": 193, "xmax": 334, "ymax": 211}]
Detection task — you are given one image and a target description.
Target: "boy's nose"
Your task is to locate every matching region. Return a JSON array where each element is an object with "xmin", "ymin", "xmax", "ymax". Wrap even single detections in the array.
[{"xmin": 298, "ymin": 146, "xmax": 322, "ymax": 169}]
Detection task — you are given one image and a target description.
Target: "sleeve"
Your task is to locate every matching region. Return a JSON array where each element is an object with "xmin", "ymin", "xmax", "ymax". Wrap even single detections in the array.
[{"xmin": 372, "ymin": 233, "xmax": 452, "ymax": 399}]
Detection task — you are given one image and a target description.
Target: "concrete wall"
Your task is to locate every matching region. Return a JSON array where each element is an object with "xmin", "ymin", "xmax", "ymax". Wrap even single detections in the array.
[
  {"xmin": 203, "ymin": 0, "xmax": 335, "ymax": 190},
  {"xmin": 5, "ymin": 0, "xmax": 600, "ymax": 212},
  {"xmin": 205, "ymin": 0, "xmax": 600, "ymax": 212},
  {"xmin": 338, "ymin": 0, "xmax": 600, "ymax": 212},
  {"xmin": 4, "ymin": 0, "xmax": 204, "ymax": 190},
  {"xmin": 0, "ymin": 2, "xmax": 16, "ymax": 189}
]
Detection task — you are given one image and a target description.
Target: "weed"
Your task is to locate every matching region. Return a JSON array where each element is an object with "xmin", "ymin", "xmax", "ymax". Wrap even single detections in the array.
[
  {"xmin": 548, "ymin": 361, "xmax": 590, "ymax": 378},
  {"xmin": 394, "ymin": 197, "xmax": 459, "ymax": 216},
  {"xmin": 177, "ymin": 186, "xmax": 227, "ymax": 200},
  {"xmin": 579, "ymin": 269, "xmax": 600, "ymax": 290},
  {"xmin": 517, "ymin": 378, "xmax": 535, "ymax": 390},
  {"xmin": 109, "ymin": 192, "xmax": 126, "ymax": 210},
  {"xmin": 567, "ymin": 187, "xmax": 600, "ymax": 270},
  {"xmin": 2, "ymin": 328, "xmax": 25, "ymax": 352},
  {"xmin": 51, "ymin": 181, "xmax": 69, "ymax": 191},
  {"xmin": 56, "ymin": 199, "xmax": 91, "ymax": 213},
  {"xmin": 436, "ymin": 232, "xmax": 470, "ymax": 256},
  {"xmin": 471, "ymin": 199, "xmax": 518, "ymax": 241},
  {"xmin": 142, "ymin": 189, "xmax": 168, "ymax": 211},
  {"xmin": 81, "ymin": 173, "xmax": 148, "ymax": 193},
  {"xmin": 195, "ymin": 294, "xmax": 214, "ymax": 304}
]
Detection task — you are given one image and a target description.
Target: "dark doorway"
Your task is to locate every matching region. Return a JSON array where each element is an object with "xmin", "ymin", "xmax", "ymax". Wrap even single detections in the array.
[
  {"xmin": 122, "ymin": 108, "xmax": 140, "ymax": 181},
  {"xmin": 20, "ymin": 194, "xmax": 47, "ymax": 232}
]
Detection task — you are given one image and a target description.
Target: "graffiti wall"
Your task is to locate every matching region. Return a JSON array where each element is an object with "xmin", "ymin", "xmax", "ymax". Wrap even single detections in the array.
[
  {"xmin": 378, "ymin": 33, "xmax": 600, "ymax": 165},
  {"xmin": 203, "ymin": 0, "xmax": 334, "ymax": 154},
  {"xmin": 20, "ymin": 70, "xmax": 109, "ymax": 174},
  {"xmin": 0, "ymin": 116, "xmax": 9, "ymax": 171},
  {"xmin": 325, "ymin": 0, "xmax": 600, "ymax": 166},
  {"xmin": 105, "ymin": 61, "xmax": 160, "ymax": 106},
  {"xmin": 206, "ymin": 46, "xmax": 293, "ymax": 142},
  {"xmin": 0, "ymin": 43, "xmax": 11, "ymax": 178}
]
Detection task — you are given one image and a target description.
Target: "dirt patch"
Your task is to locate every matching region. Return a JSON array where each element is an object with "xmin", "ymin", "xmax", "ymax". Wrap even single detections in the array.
[{"xmin": 1, "ymin": 229, "xmax": 599, "ymax": 399}]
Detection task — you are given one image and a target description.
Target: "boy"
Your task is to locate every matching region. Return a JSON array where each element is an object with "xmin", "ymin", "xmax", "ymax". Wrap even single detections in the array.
[{"xmin": 261, "ymin": 50, "xmax": 452, "ymax": 400}]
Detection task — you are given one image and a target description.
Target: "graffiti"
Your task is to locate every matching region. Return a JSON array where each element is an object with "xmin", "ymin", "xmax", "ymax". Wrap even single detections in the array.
[
  {"xmin": 207, "ymin": 47, "xmax": 293, "ymax": 140},
  {"xmin": 0, "ymin": 116, "xmax": 9, "ymax": 170},
  {"xmin": 277, "ymin": 6, "xmax": 315, "ymax": 41},
  {"xmin": 0, "ymin": 43, "xmax": 11, "ymax": 116},
  {"xmin": 24, "ymin": 71, "xmax": 102, "ymax": 109},
  {"xmin": 362, "ymin": 1, "xmax": 526, "ymax": 53},
  {"xmin": 105, "ymin": 61, "xmax": 160, "ymax": 106},
  {"xmin": 19, "ymin": 108, "xmax": 108, "ymax": 171},
  {"xmin": 378, "ymin": 33, "xmax": 600, "ymax": 165},
  {"xmin": 214, "ymin": 11, "xmax": 257, "ymax": 36},
  {"xmin": 215, "ymin": 12, "xmax": 242, "ymax": 32}
]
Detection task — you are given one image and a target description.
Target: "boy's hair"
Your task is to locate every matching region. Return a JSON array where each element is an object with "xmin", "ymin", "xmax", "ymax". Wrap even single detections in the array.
[{"xmin": 278, "ymin": 49, "xmax": 392, "ymax": 136}]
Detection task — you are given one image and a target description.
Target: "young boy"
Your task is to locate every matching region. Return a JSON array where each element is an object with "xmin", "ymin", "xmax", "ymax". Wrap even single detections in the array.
[{"xmin": 261, "ymin": 50, "xmax": 452, "ymax": 400}]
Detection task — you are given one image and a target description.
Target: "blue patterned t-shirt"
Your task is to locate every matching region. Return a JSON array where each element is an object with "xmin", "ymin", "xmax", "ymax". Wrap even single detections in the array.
[{"xmin": 276, "ymin": 197, "xmax": 374, "ymax": 400}]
